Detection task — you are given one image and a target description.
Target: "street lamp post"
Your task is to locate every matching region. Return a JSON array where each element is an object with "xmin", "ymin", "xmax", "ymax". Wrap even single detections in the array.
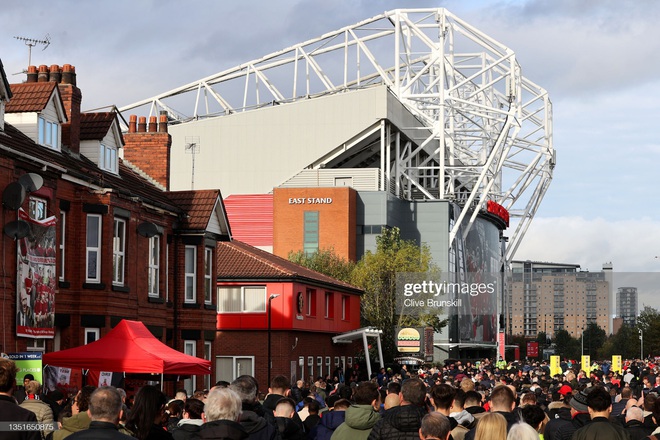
[
  {"xmin": 639, "ymin": 329, "xmax": 644, "ymax": 360},
  {"xmin": 581, "ymin": 327, "xmax": 584, "ymax": 358},
  {"xmin": 267, "ymin": 294, "xmax": 280, "ymax": 385}
]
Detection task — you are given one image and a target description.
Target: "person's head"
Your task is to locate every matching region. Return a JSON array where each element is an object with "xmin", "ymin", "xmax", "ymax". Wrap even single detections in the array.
[
  {"xmin": 166, "ymin": 399, "xmax": 184, "ymax": 418},
  {"xmin": 644, "ymin": 393, "xmax": 657, "ymax": 411},
  {"xmin": 353, "ymin": 381, "xmax": 380, "ymax": 407},
  {"xmin": 430, "ymin": 384, "xmax": 456, "ymax": 413},
  {"xmin": 205, "ymin": 387, "xmax": 242, "ymax": 422},
  {"xmin": 88, "ymin": 387, "xmax": 123, "ymax": 424},
  {"xmin": 175, "ymin": 389, "xmax": 188, "ymax": 401},
  {"xmin": 520, "ymin": 392, "xmax": 536, "ymax": 407},
  {"xmin": 460, "ymin": 377, "xmax": 475, "ymax": 392},
  {"xmin": 74, "ymin": 386, "xmax": 96, "ymax": 414},
  {"xmin": 306, "ymin": 399, "xmax": 320, "ymax": 415},
  {"xmin": 401, "ymin": 378, "xmax": 427, "ymax": 407},
  {"xmin": 626, "ymin": 406, "xmax": 644, "ymax": 423},
  {"xmin": 0, "ymin": 359, "xmax": 18, "ymax": 394},
  {"xmin": 332, "ymin": 399, "xmax": 351, "ymax": 411},
  {"xmin": 22, "ymin": 373, "xmax": 34, "ymax": 388},
  {"xmin": 269, "ymin": 375, "xmax": 290, "ymax": 395},
  {"xmin": 274, "ymin": 397, "xmax": 297, "ymax": 418},
  {"xmin": 490, "ymin": 385, "xmax": 516, "ymax": 412},
  {"xmin": 126, "ymin": 385, "xmax": 168, "ymax": 440},
  {"xmin": 621, "ymin": 387, "xmax": 633, "ymax": 399},
  {"xmin": 475, "ymin": 412, "xmax": 507, "ymax": 440},
  {"xmin": 506, "ymin": 421, "xmax": 539, "ymax": 440},
  {"xmin": 464, "ymin": 390, "xmax": 483, "ymax": 408},
  {"xmin": 586, "ymin": 387, "xmax": 612, "ymax": 415},
  {"xmin": 183, "ymin": 398, "xmax": 205, "ymax": 420},
  {"xmin": 387, "ymin": 381, "xmax": 402, "ymax": 395},
  {"xmin": 385, "ymin": 393, "xmax": 401, "ymax": 410},
  {"xmin": 419, "ymin": 412, "xmax": 452, "ymax": 440},
  {"xmin": 230, "ymin": 375, "xmax": 258, "ymax": 403},
  {"xmin": 25, "ymin": 380, "xmax": 42, "ymax": 396},
  {"xmin": 521, "ymin": 404, "xmax": 545, "ymax": 432}
]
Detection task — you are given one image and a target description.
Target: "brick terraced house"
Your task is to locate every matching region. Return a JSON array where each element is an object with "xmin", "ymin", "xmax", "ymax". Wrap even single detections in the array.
[{"xmin": 0, "ymin": 61, "xmax": 230, "ymax": 395}]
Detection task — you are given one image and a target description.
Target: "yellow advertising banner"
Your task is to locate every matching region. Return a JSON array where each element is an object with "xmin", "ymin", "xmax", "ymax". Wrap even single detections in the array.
[
  {"xmin": 612, "ymin": 355, "xmax": 622, "ymax": 374},
  {"xmin": 550, "ymin": 355, "xmax": 561, "ymax": 377}
]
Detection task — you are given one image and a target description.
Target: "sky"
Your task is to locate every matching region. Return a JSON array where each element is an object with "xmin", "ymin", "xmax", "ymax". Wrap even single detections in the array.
[{"xmin": 2, "ymin": 0, "xmax": 660, "ymax": 309}]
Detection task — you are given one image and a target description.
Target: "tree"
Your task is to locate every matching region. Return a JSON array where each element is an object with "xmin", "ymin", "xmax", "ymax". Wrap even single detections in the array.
[
  {"xmin": 350, "ymin": 227, "xmax": 442, "ymax": 362},
  {"xmin": 553, "ymin": 329, "xmax": 580, "ymax": 360},
  {"xmin": 287, "ymin": 248, "xmax": 355, "ymax": 283},
  {"xmin": 582, "ymin": 322, "xmax": 607, "ymax": 358},
  {"xmin": 637, "ymin": 305, "xmax": 660, "ymax": 358},
  {"xmin": 601, "ymin": 324, "xmax": 640, "ymax": 359}
]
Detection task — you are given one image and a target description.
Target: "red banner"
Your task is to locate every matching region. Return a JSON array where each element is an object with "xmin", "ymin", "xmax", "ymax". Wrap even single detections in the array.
[{"xmin": 527, "ymin": 341, "xmax": 539, "ymax": 358}]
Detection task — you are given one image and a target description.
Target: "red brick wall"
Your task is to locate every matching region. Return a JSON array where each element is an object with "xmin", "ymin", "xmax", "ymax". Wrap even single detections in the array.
[
  {"xmin": 123, "ymin": 131, "xmax": 171, "ymax": 190},
  {"xmin": 273, "ymin": 187, "xmax": 357, "ymax": 261}
]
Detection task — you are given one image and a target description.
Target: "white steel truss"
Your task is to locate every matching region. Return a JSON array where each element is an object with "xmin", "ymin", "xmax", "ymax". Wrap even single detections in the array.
[{"xmin": 119, "ymin": 8, "xmax": 554, "ymax": 263}]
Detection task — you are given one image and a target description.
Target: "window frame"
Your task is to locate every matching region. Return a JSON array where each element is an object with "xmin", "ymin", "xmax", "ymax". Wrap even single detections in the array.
[
  {"xmin": 38, "ymin": 116, "xmax": 60, "ymax": 150},
  {"xmin": 306, "ymin": 288, "xmax": 316, "ymax": 317},
  {"xmin": 184, "ymin": 245, "xmax": 197, "ymax": 303},
  {"xmin": 59, "ymin": 211, "xmax": 66, "ymax": 281},
  {"xmin": 148, "ymin": 235, "xmax": 161, "ymax": 297},
  {"xmin": 303, "ymin": 211, "xmax": 319, "ymax": 255},
  {"xmin": 28, "ymin": 196, "xmax": 48, "ymax": 221},
  {"xmin": 86, "ymin": 214, "xmax": 102, "ymax": 283},
  {"xmin": 84, "ymin": 328, "xmax": 100, "ymax": 345},
  {"xmin": 217, "ymin": 286, "xmax": 267, "ymax": 313},
  {"xmin": 204, "ymin": 247, "xmax": 213, "ymax": 304},
  {"xmin": 183, "ymin": 340, "xmax": 197, "ymax": 396},
  {"xmin": 112, "ymin": 218, "xmax": 126, "ymax": 286},
  {"xmin": 325, "ymin": 292, "xmax": 334, "ymax": 319},
  {"xmin": 99, "ymin": 143, "xmax": 118, "ymax": 174}
]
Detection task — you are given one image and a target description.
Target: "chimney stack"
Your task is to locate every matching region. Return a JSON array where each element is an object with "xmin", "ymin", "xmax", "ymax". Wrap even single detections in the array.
[
  {"xmin": 57, "ymin": 64, "xmax": 82, "ymax": 154},
  {"xmin": 26, "ymin": 65, "xmax": 38, "ymax": 83},
  {"xmin": 49, "ymin": 65, "xmax": 62, "ymax": 83},
  {"xmin": 37, "ymin": 65, "xmax": 49, "ymax": 82},
  {"xmin": 123, "ymin": 114, "xmax": 172, "ymax": 191}
]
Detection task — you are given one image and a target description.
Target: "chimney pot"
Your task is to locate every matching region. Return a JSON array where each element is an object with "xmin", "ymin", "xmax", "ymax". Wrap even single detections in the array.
[
  {"xmin": 49, "ymin": 65, "xmax": 62, "ymax": 83},
  {"xmin": 61, "ymin": 64, "xmax": 75, "ymax": 85},
  {"xmin": 26, "ymin": 65, "xmax": 38, "ymax": 83},
  {"xmin": 128, "ymin": 115, "xmax": 137, "ymax": 133},
  {"xmin": 148, "ymin": 116, "xmax": 157, "ymax": 133},
  {"xmin": 158, "ymin": 112, "xmax": 168, "ymax": 133},
  {"xmin": 37, "ymin": 65, "xmax": 49, "ymax": 82},
  {"xmin": 137, "ymin": 116, "xmax": 147, "ymax": 133}
]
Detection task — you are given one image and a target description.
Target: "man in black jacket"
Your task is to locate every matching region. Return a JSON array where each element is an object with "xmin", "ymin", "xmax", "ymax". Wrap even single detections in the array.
[
  {"xmin": 0, "ymin": 359, "xmax": 40, "ymax": 440},
  {"xmin": 367, "ymin": 377, "xmax": 428, "ymax": 440},
  {"xmin": 464, "ymin": 385, "xmax": 519, "ymax": 440},
  {"xmin": 230, "ymin": 376, "xmax": 278, "ymax": 440},
  {"xmin": 67, "ymin": 387, "xmax": 130, "ymax": 440}
]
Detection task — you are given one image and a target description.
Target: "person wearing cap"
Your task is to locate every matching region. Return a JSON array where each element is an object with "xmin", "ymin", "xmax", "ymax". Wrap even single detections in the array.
[
  {"xmin": 548, "ymin": 388, "xmax": 592, "ymax": 440},
  {"xmin": 13, "ymin": 372, "xmax": 35, "ymax": 404},
  {"xmin": 573, "ymin": 386, "xmax": 629, "ymax": 440}
]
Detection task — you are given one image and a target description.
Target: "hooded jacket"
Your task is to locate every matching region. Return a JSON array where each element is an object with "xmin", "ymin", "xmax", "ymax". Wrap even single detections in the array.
[
  {"xmin": 53, "ymin": 411, "xmax": 91, "ymax": 440},
  {"xmin": 237, "ymin": 410, "xmax": 277, "ymax": 440},
  {"xmin": 196, "ymin": 420, "xmax": 249, "ymax": 440},
  {"xmin": 172, "ymin": 418, "xmax": 203, "ymax": 440},
  {"xmin": 274, "ymin": 417, "xmax": 305, "ymax": 440},
  {"xmin": 313, "ymin": 411, "xmax": 345, "ymax": 440},
  {"xmin": 331, "ymin": 404, "xmax": 381, "ymax": 440}
]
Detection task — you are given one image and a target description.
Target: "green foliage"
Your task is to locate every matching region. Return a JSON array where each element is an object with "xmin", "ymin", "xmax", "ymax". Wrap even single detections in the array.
[
  {"xmin": 601, "ymin": 324, "xmax": 640, "ymax": 359},
  {"xmin": 287, "ymin": 248, "xmax": 355, "ymax": 283},
  {"xmin": 582, "ymin": 322, "xmax": 607, "ymax": 358},
  {"xmin": 350, "ymin": 227, "xmax": 442, "ymax": 362},
  {"xmin": 553, "ymin": 329, "xmax": 581, "ymax": 359},
  {"xmin": 637, "ymin": 305, "xmax": 660, "ymax": 358}
]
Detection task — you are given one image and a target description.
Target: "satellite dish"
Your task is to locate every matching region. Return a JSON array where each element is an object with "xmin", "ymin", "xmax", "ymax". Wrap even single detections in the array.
[
  {"xmin": 137, "ymin": 222, "xmax": 159, "ymax": 238},
  {"xmin": 3, "ymin": 219, "xmax": 30, "ymax": 240},
  {"xmin": 19, "ymin": 173, "xmax": 44, "ymax": 192},
  {"xmin": 2, "ymin": 182, "xmax": 26, "ymax": 210}
]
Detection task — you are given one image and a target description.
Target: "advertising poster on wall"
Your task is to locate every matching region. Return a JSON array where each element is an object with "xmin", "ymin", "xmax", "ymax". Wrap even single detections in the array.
[
  {"xmin": 7, "ymin": 352, "xmax": 43, "ymax": 383},
  {"xmin": 16, "ymin": 208, "xmax": 57, "ymax": 338}
]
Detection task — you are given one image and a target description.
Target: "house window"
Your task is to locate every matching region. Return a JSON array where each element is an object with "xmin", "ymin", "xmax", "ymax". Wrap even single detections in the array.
[
  {"xmin": 29, "ymin": 196, "xmax": 47, "ymax": 220},
  {"xmin": 99, "ymin": 144, "xmax": 118, "ymax": 173},
  {"xmin": 306, "ymin": 289, "xmax": 316, "ymax": 317},
  {"xmin": 26, "ymin": 338, "xmax": 46, "ymax": 352},
  {"xmin": 85, "ymin": 328, "xmax": 100, "ymax": 345},
  {"xmin": 303, "ymin": 211, "xmax": 319, "ymax": 255},
  {"xmin": 216, "ymin": 356, "xmax": 254, "ymax": 384},
  {"xmin": 325, "ymin": 292, "xmax": 334, "ymax": 318},
  {"xmin": 204, "ymin": 342, "xmax": 212, "ymax": 390},
  {"xmin": 38, "ymin": 116, "xmax": 60, "ymax": 150},
  {"xmin": 204, "ymin": 247, "xmax": 213, "ymax": 304},
  {"xmin": 86, "ymin": 214, "xmax": 102, "ymax": 283},
  {"xmin": 342, "ymin": 295, "xmax": 350, "ymax": 321},
  {"xmin": 148, "ymin": 236, "xmax": 160, "ymax": 297},
  {"xmin": 184, "ymin": 341, "xmax": 196, "ymax": 396},
  {"xmin": 59, "ymin": 211, "xmax": 66, "ymax": 281},
  {"xmin": 185, "ymin": 246, "xmax": 197, "ymax": 303},
  {"xmin": 112, "ymin": 218, "xmax": 126, "ymax": 286},
  {"xmin": 217, "ymin": 286, "xmax": 266, "ymax": 313}
]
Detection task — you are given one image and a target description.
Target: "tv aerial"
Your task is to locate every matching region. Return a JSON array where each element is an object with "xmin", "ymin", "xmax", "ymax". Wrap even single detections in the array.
[
  {"xmin": 184, "ymin": 137, "xmax": 200, "ymax": 189},
  {"xmin": 14, "ymin": 34, "xmax": 51, "ymax": 69}
]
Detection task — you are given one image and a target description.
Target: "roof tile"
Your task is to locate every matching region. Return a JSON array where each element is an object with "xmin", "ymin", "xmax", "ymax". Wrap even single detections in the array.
[
  {"xmin": 6, "ymin": 82, "xmax": 57, "ymax": 113},
  {"xmin": 168, "ymin": 190, "xmax": 221, "ymax": 230}
]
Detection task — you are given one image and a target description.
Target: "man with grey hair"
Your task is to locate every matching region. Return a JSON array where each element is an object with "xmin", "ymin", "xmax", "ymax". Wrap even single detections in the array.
[
  {"xmin": 67, "ymin": 386, "xmax": 130, "ymax": 439},
  {"xmin": 418, "ymin": 412, "xmax": 452, "ymax": 440},
  {"xmin": 198, "ymin": 387, "xmax": 248, "ymax": 439},
  {"xmin": 230, "ymin": 375, "xmax": 278, "ymax": 440},
  {"xmin": 624, "ymin": 405, "xmax": 653, "ymax": 440}
]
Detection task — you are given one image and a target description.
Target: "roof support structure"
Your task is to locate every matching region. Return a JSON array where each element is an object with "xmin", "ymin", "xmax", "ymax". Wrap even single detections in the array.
[
  {"xmin": 332, "ymin": 327, "xmax": 384, "ymax": 378},
  {"xmin": 120, "ymin": 8, "xmax": 553, "ymax": 263}
]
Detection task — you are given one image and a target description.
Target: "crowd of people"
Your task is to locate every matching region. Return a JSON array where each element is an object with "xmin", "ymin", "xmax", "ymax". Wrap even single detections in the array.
[{"xmin": 4, "ymin": 356, "xmax": 660, "ymax": 440}]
